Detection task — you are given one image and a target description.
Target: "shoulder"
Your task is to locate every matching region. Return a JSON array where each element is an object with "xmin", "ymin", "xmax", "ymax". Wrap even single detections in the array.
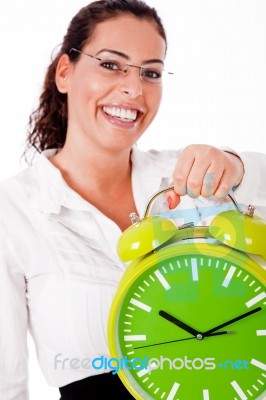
[
  {"xmin": 0, "ymin": 165, "xmax": 37, "ymax": 222},
  {"xmin": 0, "ymin": 165, "xmax": 36, "ymax": 196}
]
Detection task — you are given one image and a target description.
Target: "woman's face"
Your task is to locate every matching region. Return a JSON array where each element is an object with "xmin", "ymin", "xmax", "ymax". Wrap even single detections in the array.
[{"xmin": 57, "ymin": 15, "xmax": 166, "ymax": 153}]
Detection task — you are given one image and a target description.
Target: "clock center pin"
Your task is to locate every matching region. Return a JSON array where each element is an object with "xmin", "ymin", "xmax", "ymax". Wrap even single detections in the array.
[{"xmin": 196, "ymin": 333, "xmax": 204, "ymax": 340}]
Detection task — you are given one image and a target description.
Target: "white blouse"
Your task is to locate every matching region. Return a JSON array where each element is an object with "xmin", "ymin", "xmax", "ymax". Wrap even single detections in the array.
[{"xmin": 0, "ymin": 146, "xmax": 266, "ymax": 400}]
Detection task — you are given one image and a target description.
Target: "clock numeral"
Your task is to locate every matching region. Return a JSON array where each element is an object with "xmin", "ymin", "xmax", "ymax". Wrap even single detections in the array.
[
  {"xmin": 191, "ymin": 258, "xmax": 199, "ymax": 281},
  {"xmin": 231, "ymin": 380, "xmax": 248, "ymax": 400},
  {"xmin": 155, "ymin": 269, "xmax": 170, "ymax": 290},
  {"xmin": 130, "ymin": 298, "xmax": 152, "ymax": 313},
  {"xmin": 166, "ymin": 382, "xmax": 180, "ymax": 400},
  {"xmin": 124, "ymin": 335, "xmax": 146, "ymax": 341},
  {"xmin": 222, "ymin": 265, "xmax": 236, "ymax": 288},
  {"xmin": 203, "ymin": 389, "xmax": 210, "ymax": 400},
  {"xmin": 256, "ymin": 330, "xmax": 266, "ymax": 336},
  {"xmin": 136, "ymin": 366, "xmax": 151, "ymax": 378},
  {"xmin": 250, "ymin": 358, "xmax": 266, "ymax": 371},
  {"xmin": 246, "ymin": 292, "xmax": 266, "ymax": 308}
]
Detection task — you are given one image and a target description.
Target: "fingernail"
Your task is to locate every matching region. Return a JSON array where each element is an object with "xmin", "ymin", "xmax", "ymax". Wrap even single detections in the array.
[{"xmin": 167, "ymin": 196, "xmax": 172, "ymax": 209}]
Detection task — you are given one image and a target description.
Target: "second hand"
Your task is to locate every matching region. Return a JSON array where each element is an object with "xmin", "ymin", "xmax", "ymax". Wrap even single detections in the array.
[{"xmin": 134, "ymin": 331, "xmax": 231, "ymax": 349}]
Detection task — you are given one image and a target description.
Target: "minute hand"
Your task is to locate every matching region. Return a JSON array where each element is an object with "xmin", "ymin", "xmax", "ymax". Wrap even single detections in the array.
[{"xmin": 203, "ymin": 306, "xmax": 262, "ymax": 336}]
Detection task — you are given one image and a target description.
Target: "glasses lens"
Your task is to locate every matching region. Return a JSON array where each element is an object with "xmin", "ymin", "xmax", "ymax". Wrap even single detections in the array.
[
  {"xmin": 94, "ymin": 56, "xmax": 163, "ymax": 85},
  {"xmin": 140, "ymin": 66, "xmax": 164, "ymax": 85},
  {"xmin": 96, "ymin": 58, "xmax": 124, "ymax": 76},
  {"xmin": 88, "ymin": 54, "xmax": 172, "ymax": 85}
]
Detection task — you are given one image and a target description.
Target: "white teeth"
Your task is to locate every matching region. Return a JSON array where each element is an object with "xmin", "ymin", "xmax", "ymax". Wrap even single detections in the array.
[{"xmin": 103, "ymin": 106, "xmax": 137, "ymax": 121}]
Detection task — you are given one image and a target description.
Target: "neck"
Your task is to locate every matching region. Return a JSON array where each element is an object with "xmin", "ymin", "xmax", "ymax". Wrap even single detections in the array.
[
  {"xmin": 50, "ymin": 143, "xmax": 132, "ymax": 192},
  {"xmin": 49, "ymin": 141, "xmax": 137, "ymax": 231}
]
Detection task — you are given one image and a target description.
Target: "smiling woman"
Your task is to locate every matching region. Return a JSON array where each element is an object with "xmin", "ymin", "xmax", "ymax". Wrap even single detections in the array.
[
  {"xmin": 1, "ymin": 0, "xmax": 266, "ymax": 181},
  {"xmin": 0, "ymin": 0, "xmax": 266, "ymax": 179},
  {"xmin": 0, "ymin": 1, "xmax": 266, "ymax": 400}
]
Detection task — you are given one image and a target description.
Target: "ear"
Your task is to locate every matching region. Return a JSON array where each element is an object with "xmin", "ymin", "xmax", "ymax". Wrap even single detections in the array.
[{"xmin": 55, "ymin": 54, "xmax": 71, "ymax": 93}]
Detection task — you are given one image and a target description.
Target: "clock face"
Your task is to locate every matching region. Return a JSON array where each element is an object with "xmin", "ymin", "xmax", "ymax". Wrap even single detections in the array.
[{"xmin": 109, "ymin": 243, "xmax": 266, "ymax": 400}]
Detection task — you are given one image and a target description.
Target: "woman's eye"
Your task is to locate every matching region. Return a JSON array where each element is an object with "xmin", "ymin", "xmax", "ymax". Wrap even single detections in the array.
[
  {"xmin": 100, "ymin": 61, "xmax": 121, "ymax": 71},
  {"xmin": 142, "ymin": 68, "xmax": 162, "ymax": 79}
]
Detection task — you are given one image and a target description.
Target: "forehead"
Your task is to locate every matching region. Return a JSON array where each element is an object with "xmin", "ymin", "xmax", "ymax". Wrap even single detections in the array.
[{"xmin": 86, "ymin": 15, "xmax": 166, "ymax": 61}]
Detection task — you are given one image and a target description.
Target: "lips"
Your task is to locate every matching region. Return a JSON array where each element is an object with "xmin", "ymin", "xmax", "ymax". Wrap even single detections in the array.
[{"xmin": 102, "ymin": 106, "xmax": 139, "ymax": 122}]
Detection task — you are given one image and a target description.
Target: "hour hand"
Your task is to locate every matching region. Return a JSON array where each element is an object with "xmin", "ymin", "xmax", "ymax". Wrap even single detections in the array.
[{"xmin": 159, "ymin": 310, "xmax": 200, "ymax": 337}]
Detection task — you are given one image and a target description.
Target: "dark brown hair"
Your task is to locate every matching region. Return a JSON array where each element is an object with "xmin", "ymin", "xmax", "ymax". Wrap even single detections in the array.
[{"xmin": 24, "ymin": 0, "xmax": 167, "ymax": 162}]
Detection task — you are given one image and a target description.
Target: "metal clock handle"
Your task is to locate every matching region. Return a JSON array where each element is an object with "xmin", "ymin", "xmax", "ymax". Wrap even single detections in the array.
[{"xmin": 130, "ymin": 186, "xmax": 255, "ymax": 224}]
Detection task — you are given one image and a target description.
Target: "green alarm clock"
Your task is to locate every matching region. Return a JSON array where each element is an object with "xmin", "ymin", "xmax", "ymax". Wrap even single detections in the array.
[{"xmin": 108, "ymin": 187, "xmax": 266, "ymax": 400}]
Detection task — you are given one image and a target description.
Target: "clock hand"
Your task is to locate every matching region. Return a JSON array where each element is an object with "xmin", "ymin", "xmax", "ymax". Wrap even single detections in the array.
[
  {"xmin": 203, "ymin": 306, "xmax": 262, "ymax": 336},
  {"xmin": 159, "ymin": 310, "xmax": 200, "ymax": 337},
  {"xmin": 135, "ymin": 331, "xmax": 232, "ymax": 349}
]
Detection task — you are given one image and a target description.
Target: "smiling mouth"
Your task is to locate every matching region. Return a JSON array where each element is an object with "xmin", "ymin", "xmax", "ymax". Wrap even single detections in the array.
[{"xmin": 102, "ymin": 106, "xmax": 139, "ymax": 122}]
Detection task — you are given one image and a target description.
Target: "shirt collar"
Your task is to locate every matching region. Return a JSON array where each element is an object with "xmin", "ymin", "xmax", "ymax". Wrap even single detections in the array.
[
  {"xmin": 30, "ymin": 149, "xmax": 95, "ymax": 214},
  {"xmin": 31, "ymin": 146, "xmax": 175, "ymax": 215}
]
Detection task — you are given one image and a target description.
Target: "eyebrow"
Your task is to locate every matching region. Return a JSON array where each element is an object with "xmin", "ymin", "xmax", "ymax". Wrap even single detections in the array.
[{"xmin": 95, "ymin": 49, "xmax": 164, "ymax": 65}]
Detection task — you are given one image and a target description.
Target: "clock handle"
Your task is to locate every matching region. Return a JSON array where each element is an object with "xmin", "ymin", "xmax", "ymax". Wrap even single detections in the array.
[
  {"xmin": 123, "ymin": 186, "xmax": 266, "ymax": 262},
  {"xmin": 142, "ymin": 186, "xmax": 254, "ymax": 220}
]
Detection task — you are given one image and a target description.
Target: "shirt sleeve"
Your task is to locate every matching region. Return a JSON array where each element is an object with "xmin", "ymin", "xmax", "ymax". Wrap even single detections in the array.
[
  {"xmin": 233, "ymin": 151, "xmax": 266, "ymax": 218},
  {"xmin": 0, "ymin": 223, "xmax": 29, "ymax": 400}
]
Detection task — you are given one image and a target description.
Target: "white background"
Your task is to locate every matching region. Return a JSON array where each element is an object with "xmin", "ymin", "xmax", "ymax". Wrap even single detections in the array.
[{"xmin": 0, "ymin": 1, "xmax": 265, "ymax": 398}]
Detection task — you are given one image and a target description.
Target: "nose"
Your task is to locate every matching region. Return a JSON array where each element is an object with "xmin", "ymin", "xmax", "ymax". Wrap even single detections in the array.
[{"xmin": 119, "ymin": 66, "xmax": 143, "ymax": 98}]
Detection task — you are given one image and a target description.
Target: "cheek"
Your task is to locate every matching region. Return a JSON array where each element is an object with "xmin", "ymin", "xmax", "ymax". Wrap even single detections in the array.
[
  {"xmin": 76, "ymin": 78, "xmax": 104, "ymax": 101},
  {"xmin": 147, "ymin": 88, "xmax": 163, "ymax": 117},
  {"xmin": 85, "ymin": 75, "xmax": 109, "ymax": 93},
  {"xmin": 68, "ymin": 79, "xmax": 109, "ymax": 120},
  {"xmin": 69, "ymin": 66, "xmax": 108, "ymax": 101}
]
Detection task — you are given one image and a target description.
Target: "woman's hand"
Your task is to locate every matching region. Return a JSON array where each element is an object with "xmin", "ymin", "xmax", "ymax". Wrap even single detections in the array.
[{"xmin": 167, "ymin": 144, "xmax": 244, "ymax": 209}]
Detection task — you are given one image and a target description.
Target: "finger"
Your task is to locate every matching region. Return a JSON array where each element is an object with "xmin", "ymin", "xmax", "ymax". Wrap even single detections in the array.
[
  {"xmin": 214, "ymin": 169, "xmax": 237, "ymax": 199},
  {"xmin": 200, "ymin": 166, "xmax": 224, "ymax": 198},
  {"xmin": 200, "ymin": 156, "xmax": 240, "ymax": 199},
  {"xmin": 173, "ymin": 152, "xmax": 195, "ymax": 196},
  {"xmin": 166, "ymin": 190, "xmax": 181, "ymax": 210},
  {"xmin": 185, "ymin": 158, "xmax": 214, "ymax": 198}
]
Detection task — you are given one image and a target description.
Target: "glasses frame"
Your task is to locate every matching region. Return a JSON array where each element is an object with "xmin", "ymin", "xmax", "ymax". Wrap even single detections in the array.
[{"xmin": 69, "ymin": 48, "xmax": 174, "ymax": 85}]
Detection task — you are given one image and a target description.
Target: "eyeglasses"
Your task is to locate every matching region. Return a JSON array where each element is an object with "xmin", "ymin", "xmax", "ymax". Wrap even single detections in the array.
[{"xmin": 69, "ymin": 48, "xmax": 174, "ymax": 85}]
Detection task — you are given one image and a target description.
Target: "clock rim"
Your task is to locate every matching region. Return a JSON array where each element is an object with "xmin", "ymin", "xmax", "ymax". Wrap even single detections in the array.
[{"xmin": 108, "ymin": 242, "xmax": 266, "ymax": 400}]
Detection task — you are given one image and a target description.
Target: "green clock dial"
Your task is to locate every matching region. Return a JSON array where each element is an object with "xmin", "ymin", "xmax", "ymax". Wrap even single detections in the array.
[{"xmin": 108, "ymin": 243, "xmax": 266, "ymax": 400}]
